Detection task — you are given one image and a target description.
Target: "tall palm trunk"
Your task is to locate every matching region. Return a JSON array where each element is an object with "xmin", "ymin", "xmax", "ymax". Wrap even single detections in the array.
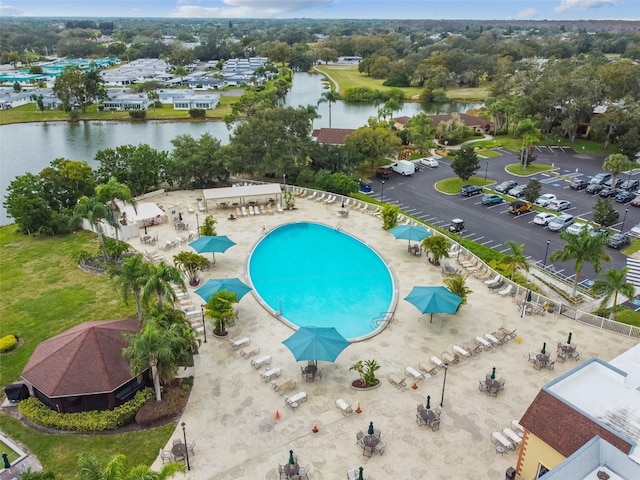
[
  {"xmin": 150, "ymin": 360, "xmax": 161, "ymax": 401},
  {"xmin": 134, "ymin": 292, "xmax": 143, "ymax": 324}
]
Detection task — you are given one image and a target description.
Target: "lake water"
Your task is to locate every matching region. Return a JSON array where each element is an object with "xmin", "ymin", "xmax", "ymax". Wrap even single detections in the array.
[{"xmin": 0, "ymin": 71, "xmax": 481, "ymax": 224}]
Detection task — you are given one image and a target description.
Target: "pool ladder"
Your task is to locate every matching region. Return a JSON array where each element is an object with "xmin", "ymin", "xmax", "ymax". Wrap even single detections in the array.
[
  {"xmin": 335, "ymin": 223, "xmax": 343, "ymax": 231},
  {"xmin": 370, "ymin": 311, "xmax": 394, "ymax": 329}
]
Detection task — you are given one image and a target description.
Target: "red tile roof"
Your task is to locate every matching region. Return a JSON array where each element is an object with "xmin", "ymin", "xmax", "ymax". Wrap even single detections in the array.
[
  {"xmin": 312, "ymin": 128, "xmax": 357, "ymax": 145},
  {"xmin": 520, "ymin": 390, "xmax": 633, "ymax": 457},
  {"xmin": 21, "ymin": 318, "xmax": 140, "ymax": 398}
]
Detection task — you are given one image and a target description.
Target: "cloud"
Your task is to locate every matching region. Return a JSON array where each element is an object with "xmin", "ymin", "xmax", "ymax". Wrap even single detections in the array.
[
  {"xmin": 554, "ymin": 0, "xmax": 626, "ymax": 13},
  {"xmin": 516, "ymin": 8, "xmax": 537, "ymax": 19},
  {"xmin": 0, "ymin": 2, "xmax": 26, "ymax": 16},
  {"xmin": 170, "ymin": 0, "xmax": 333, "ymax": 18}
]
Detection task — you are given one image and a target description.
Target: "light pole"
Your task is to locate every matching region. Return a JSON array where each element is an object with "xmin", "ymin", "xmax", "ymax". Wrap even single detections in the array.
[
  {"xmin": 439, "ymin": 363, "xmax": 448, "ymax": 408},
  {"xmin": 621, "ymin": 208, "xmax": 629, "ymax": 233},
  {"xmin": 283, "ymin": 173, "xmax": 286, "ymax": 185},
  {"xmin": 200, "ymin": 305, "xmax": 207, "ymax": 343},
  {"xmin": 181, "ymin": 422, "xmax": 191, "ymax": 471},
  {"xmin": 381, "ymin": 180, "xmax": 385, "ymax": 204},
  {"xmin": 195, "ymin": 214, "xmax": 200, "ymax": 238},
  {"xmin": 543, "ymin": 240, "xmax": 550, "ymax": 268},
  {"xmin": 484, "ymin": 161, "xmax": 489, "ymax": 182}
]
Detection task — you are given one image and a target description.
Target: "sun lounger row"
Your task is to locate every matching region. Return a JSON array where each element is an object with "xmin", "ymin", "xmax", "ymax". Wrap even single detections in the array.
[{"xmin": 285, "ymin": 391, "xmax": 308, "ymax": 409}]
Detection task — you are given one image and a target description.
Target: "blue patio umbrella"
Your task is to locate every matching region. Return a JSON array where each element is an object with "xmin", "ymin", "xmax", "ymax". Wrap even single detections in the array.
[
  {"xmin": 189, "ymin": 235, "xmax": 236, "ymax": 262},
  {"xmin": 283, "ymin": 326, "xmax": 350, "ymax": 365},
  {"xmin": 389, "ymin": 224, "xmax": 432, "ymax": 246},
  {"xmin": 404, "ymin": 286, "xmax": 463, "ymax": 323},
  {"xmin": 194, "ymin": 278, "xmax": 252, "ymax": 303}
]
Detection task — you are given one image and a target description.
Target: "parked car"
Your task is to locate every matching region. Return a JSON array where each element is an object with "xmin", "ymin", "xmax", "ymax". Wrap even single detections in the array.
[
  {"xmin": 508, "ymin": 185, "xmax": 527, "ymax": 198},
  {"xmin": 565, "ymin": 222, "xmax": 594, "ymax": 236},
  {"xmin": 585, "ymin": 182, "xmax": 605, "ymax": 194},
  {"xmin": 460, "ymin": 185, "xmax": 483, "ymax": 197},
  {"xmin": 449, "ymin": 218, "xmax": 465, "ymax": 233},
  {"xmin": 375, "ymin": 167, "xmax": 390, "ymax": 179},
  {"xmin": 630, "ymin": 196, "xmax": 640, "ymax": 207},
  {"xmin": 608, "ymin": 233, "xmax": 631, "ymax": 249},
  {"xmin": 620, "ymin": 179, "xmax": 640, "ymax": 192},
  {"xmin": 417, "ymin": 157, "xmax": 439, "ymax": 168},
  {"xmin": 547, "ymin": 214, "xmax": 574, "ymax": 232},
  {"xmin": 481, "ymin": 194, "xmax": 503, "ymax": 205},
  {"xmin": 534, "ymin": 193, "xmax": 557, "ymax": 207},
  {"xmin": 591, "ymin": 172, "xmax": 612, "ymax": 185},
  {"xmin": 508, "ymin": 200, "xmax": 532, "ymax": 215},
  {"xmin": 495, "ymin": 181, "xmax": 518, "ymax": 193},
  {"xmin": 599, "ymin": 187, "xmax": 618, "ymax": 198},
  {"xmin": 547, "ymin": 200, "xmax": 571, "ymax": 211},
  {"xmin": 604, "ymin": 178, "xmax": 623, "ymax": 189},
  {"xmin": 590, "ymin": 228, "xmax": 609, "ymax": 239},
  {"xmin": 569, "ymin": 179, "xmax": 588, "ymax": 190},
  {"xmin": 533, "ymin": 212, "xmax": 557, "ymax": 226},
  {"xmin": 615, "ymin": 191, "xmax": 636, "ymax": 203},
  {"xmin": 390, "ymin": 160, "xmax": 415, "ymax": 176}
]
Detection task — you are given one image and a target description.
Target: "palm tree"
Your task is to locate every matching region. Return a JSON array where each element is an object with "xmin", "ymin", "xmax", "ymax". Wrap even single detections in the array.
[
  {"xmin": 421, "ymin": 235, "xmax": 451, "ymax": 266},
  {"xmin": 71, "ymin": 196, "xmax": 113, "ymax": 261},
  {"xmin": 95, "ymin": 177, "xmax": 136, "ymax": 239},
  {"xmin": 150, "ymin": 306, "xmax": 199, "ymax": 363},
  {"xmin": 550, "ymin": 229, "xmax": 611, "ymax": 298},
  {"xmin": 590, "ymin": 267, "xmax": 635, "ymax": 321},
  {"xmin": 318, "ymin": 89, "xmax": 340, "ymax": 128},
  {"xmin": 142, "ymin": 261, "xmax": 186, "ymax": 311},
  {"xmin": 109, "ymin": 253, "xmax": 150, "ymax": 323},
  {"xmin": 602, "ymin": 153, "xmax": 630, "ymax": 189},
  {"xmin": 502, "ymin": 241, "xmax": 529, "ymax": 280},
  {"xmin": 123, "ymin": 320, "xmax": 186, "ymax": 402},
  {"xmin": 77, "ymin": 452, "xmax": 184, "ymax": 480},
  {"xmin": 443, "ymin": 274, "xmax": 473, "ymax": 305},
  {"xmin": 204, "ymin": 290, "xmax": 238, "ymax": 336},
  {"xmin": 173, "ymin": 251, "xmax": 209, "ymax": 287},
  {"xmin": 514, "ymin": 118, "xmax": 541, "ymax": 168}
]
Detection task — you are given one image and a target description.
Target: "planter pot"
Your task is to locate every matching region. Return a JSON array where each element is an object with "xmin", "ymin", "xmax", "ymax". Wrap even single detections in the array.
[
  {"xmin": 212, "ymin": 330, "xmax": 228, "ymax": 339},
  {"xmin": 188, "ymin": 278, "xmax": 201, "ymax": 288},
  {"xmin": 429, "ymin": 258, "xmax": 441, "ymax": 267},
  {"xmin": 350, "ymin": 379, "xmax": 381, "ymax": 391}
]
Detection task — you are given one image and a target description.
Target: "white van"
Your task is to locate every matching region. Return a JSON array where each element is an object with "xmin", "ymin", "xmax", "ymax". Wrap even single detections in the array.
[{"xmin": 390, "ymin": 160, "xmax": 416, "ymax": 176}]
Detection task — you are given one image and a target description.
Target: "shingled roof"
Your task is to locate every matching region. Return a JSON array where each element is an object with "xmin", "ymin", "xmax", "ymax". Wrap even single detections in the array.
[
  {"xmin": 312, "ymin": 128, "xmax": 357, "ymax": 145},
  {"xmin": 520, "ymin": 389, "xmax": 633, "ymax": 458},
  {"xmin": 21, "ymin": 318, "xmax": 140, "ymax": 398}
]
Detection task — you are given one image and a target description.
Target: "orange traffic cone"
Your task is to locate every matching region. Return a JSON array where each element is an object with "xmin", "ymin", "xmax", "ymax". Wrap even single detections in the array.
[
  {"xmin": 275, "ymin": 410, "xmax": 281, "ymax": 420},
  {"xmin": 412, "ymin": 382, "xmax": 418, "ymax": 390},
  {"xmin": 355, "ymin": 403, "xmax": 362, "ymax": 414},
  {"xmin": 312, "ymin": 420, "xmax": 319, "ymax": 433}
]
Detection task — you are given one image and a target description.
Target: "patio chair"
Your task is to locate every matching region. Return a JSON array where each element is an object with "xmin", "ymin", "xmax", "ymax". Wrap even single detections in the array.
[
  {"xmin": 546, "ymin": 361, "xmax": 555, "ymax": 370},
  {"xmin": 159, "ymin": 449, "xmax": 173, "ymax": 464},
  {"xmin": 479, "ymin": 380, "xmax": 489, "ymax": 392},
  {"xmin": 278, "ymin": 465, "xmax": 288, "ymax": 479},
  {"xmin": 498, "ymin": 284, "xmax": 513, "ymax": 296},
  {"xmin": 362, "ymin": 445, "xmax": 374, "ymax": 457},
  {"xmin": 187, "ymin": 204, "xmax": 194, "ymax": 213},
  {"xmin": 298, "ymin": 464, "xmax": 310, "ymax": 479},
  {"xmin": 336, "ymin": 398, "xmax": 353, "ymax": 415},
  {"xmin": 274, "ymin": 379, "xmax": 296, "ymax": 395},
  {"xmin": 419, "ymin": 363, "xmax": 439, "ymax": 376},
  {"xmin": 315, "ymin": 192, "xmax": 326, "ymax": 202},
  {"xmin": 555, "ymin": 353, "xmax": 565, "ymax": 363},
  {"xmin": 571, "ymin": 350, "xmax": 581, "ymax": 360},
  {"xmin": 388, "ymin": 373, "xmax": 408, "ymax": 388},
  {"xmin": 276, "ymin": 203, "xmax": 284, "ymax": 213},
  {"xmin": 528, "ymin": 351, "xmax": 537, "ymax": 363},
  {"xmin": 307, "ymin": 191, "xmax": 317, "ymax": 200},
  {"xmin": 356, "ymin": 431, "xmax": 365, "ymax": 447},
  {"xmin": 488, "ymin": 387, "xmax": 499, "ymax": 397},
  {"xmin": 430, "ymin": 420, "xmax": 440, "ymax": 431},
  {"xmin": 230, "ymin": 337, "xmax": 250, "ymax": 348},
  {"xmin": 374, "ymin": 441, "xmax": 386, "ymax": 455},
  {"xmin": 484, "ymin": 274, "xmax": 501, "ymax": 286},
  {"xmin": 416, "ymin": 413, "xmax": 429, "ymax": 427},
  {"xmin": 488, "ymin": 279, "xmax": 505, "ymax": 290}
]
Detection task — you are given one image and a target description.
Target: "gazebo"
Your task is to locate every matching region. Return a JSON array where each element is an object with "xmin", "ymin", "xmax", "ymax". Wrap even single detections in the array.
[{"xmin": 20, "ymin": 318, "xmax": 149, "ymax": 413}]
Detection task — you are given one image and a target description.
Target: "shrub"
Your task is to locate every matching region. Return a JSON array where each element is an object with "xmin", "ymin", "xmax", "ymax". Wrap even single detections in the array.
[
  {"xmin": 19, "ymin": 388, "xmax": 153, "ymax": 431},
  {"xmin": 0, "ymin": 334, "xmax": 18, "ymax": 353},
  {"xmin": 135, "ymin": 383, "xmax": 191, "ymax": 426},
  {"xmin": 129, "ymin": 110, "xmax": 147, "ymax": 120},
  {"xmin": 189, "ymin": 108, "xmax": 206, "ymax": 118}
]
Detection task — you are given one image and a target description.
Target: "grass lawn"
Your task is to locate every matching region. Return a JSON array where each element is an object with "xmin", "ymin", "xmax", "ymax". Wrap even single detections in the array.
[
  {"xmin": 0, "ymin": 225, "xmax": 175, "ymax": 475},
  {"xmin": 436, "ymin": 176, "xmax": 492, "ymax": 194},
  {"xmin": 506, "ymin": 163, "xmax": 555, "ymax": 176},
  {"xmin": 477, "ymin": 149, "xmax": 502, "ymax": 158},
  {"xmin": 445, "ymin": 81, "xmax": 491, "ymax": 101},
  {"xmin": 0, "ymin": 98, "xmax": 232, "ymax": 125},
  {"xmin": 472, "ymin": 134, "xmax": 606, "ymax": 155},
  {"xmin": 314, "ymin": 65, "xmax": 422, "ymax": 98},
  {"xmin": 0, "ymin": 414, "xmax": 174, "ymax": 480}
]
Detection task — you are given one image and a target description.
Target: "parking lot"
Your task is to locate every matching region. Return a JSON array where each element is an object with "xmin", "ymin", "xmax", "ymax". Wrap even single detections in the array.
[{"xmin": 367, "ymin": 148, "xmax": 639, "ymax": 285}]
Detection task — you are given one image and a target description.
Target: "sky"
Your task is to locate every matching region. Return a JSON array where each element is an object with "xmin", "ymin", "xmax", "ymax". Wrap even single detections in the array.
[{"xmin": 0, "ymin": 0, "xmax": 638, "ymax": 20}]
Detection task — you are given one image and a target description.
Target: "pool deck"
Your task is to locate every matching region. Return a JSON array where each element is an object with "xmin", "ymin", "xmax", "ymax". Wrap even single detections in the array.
[{"xmin": 146, "ymin": 190, "xmax": 638, "ymax": 480}]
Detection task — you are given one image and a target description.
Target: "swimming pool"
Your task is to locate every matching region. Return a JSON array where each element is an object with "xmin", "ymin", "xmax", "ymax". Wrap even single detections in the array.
[{"xmin": 247, "ymin": 222, "xmax": 395, "ymax": 340}]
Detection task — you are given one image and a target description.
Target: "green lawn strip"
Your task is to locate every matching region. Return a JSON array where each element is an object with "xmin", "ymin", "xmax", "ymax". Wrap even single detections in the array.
[
  {"xmin": 436, "ymin": 176, "xmax": 493, "ymax": 194},
  {"xmin": 314, "ymin": 65, "xmax": 422, "ymax": 98},
  {"xmin": 477, "ymin": 149, "xmax": 502, "ymax": 158},
  {"xmin": 621, "ymin": 238, "xmax": 640, "ymax": 256},
  {"xmin": 0, "ymin": 414, "xmax": 174, "ymax": 479},
  {"xmin": 0, "ymin": 226, "xmax": 132, "ymax": 389},
  {"xmin": 445, "ymin": 82, "xmax": 490, "ymax": 102},
  {"xmin": 614, "ymin": 308, "xmax": 640, "ymax": 328},
  {"xmin": 506, "ymin": 164, "xmax": 555, "ymax": 176}
]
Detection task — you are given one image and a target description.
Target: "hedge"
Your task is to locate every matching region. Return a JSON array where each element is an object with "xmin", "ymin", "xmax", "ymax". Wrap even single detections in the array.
[
  {"xmin": 19, "ymin": 388, "xmax": 154, "ymax": 431},
  {"xmin": 0, "ymin": 334, "xmax": 18, "ymax": 353}
]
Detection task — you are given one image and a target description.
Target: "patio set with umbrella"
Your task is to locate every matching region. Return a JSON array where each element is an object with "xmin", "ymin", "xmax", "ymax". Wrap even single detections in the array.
[
  {"xmin": 282, "ymin": 326, "xmax": 350, "ymax": 381},
  {"xmin": 389, "ymin": 224, "xmax": 431, "ymax": 256},
  {"xmin": 189, "ymin": 235, "xmax": 236, "ymax": 264},
  {"xmin": 404, "ymin": 286, "xmax": 463, "ymax": 323}
]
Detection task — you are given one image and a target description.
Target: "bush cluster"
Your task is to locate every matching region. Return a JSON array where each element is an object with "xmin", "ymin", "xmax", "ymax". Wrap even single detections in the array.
[
  {"xmin": 128, "ymin": 110, "xmax": 147, "ymax": 120},
  {"xmin": 135, "ymin": 382, "xmax": 191, "ymax": 426},
  {"xmin": 19, "ymin": 388, "xmax": 153, "ymax": 431},
  {"xmin": 0, "ymin": 334, "xmax": 18, "ymax": 353},
  {"xmin": 188, "ymin": 108, "xmax": 206, "ymax": 118}
]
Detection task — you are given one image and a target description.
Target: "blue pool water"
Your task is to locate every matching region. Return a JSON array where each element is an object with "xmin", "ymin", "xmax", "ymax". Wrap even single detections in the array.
[{"xmin": 248, "ymin": 222, "xmax": 394, "ymax": 339}]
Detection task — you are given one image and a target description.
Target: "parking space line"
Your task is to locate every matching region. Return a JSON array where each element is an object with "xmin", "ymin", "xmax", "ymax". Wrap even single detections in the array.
[
  {"xmin": 474, "ymin": 236, "xmax": 484, "ymax": 242},
  {"xmin": 480, "ymin": 239, "xmax": 494, "ymax": 246},
  {"xmin": 498, "ymin": 247, "xmax": 510, "ymax": 253}
]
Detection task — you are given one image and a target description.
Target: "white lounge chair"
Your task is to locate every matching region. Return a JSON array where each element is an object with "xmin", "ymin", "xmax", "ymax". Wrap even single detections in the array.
[
  {"xmin": 498, "ymin": 284, "xmax": 513, "ymax": 296},
  {"xmin": 276, "ymin": 203, "xmax": 284, "ymax": 213},
  {"xmin": 503, "ymin": 428, "xmax": 522, "ymax": 446},
  {"xmin": 260, "ymin": 366, "xmax": 282, "ymax": 381},
  {"xmin": 285, "ymin": 391, "xmax": 307, "ymax": 405},
  {"xmin": 307, "ymin": 191, "xmax": 317, "ymax": 200},
  {"xmin": 430, "ymin": 356, "xmax": 444, "ymax": 367},
  {"xmin": 485, "ymin": 333, "xmax": 501, "ymax": 346},
  {"xmin": 251, "ymin": 354, "xmax": 271, "ymax": 368},
  {"xmin": 405, "ymin": 366, "xmax": 426, "ymax": 381},
  {"xmin": 335, "ymin": 398, "xmax": 353, "ymax": 415},
  {"xmin": 475, "ymin": 336, "xmax": 492, "ymax": 349},
  {"xmin": 492, "ymin": 431, "xmax": 514, "ymax": 450},
  {"xmin": 187, "ymin": 204, "xmax": 194, "ymax": 213},
  {"xmin": 315, "ymin": 193, "xmax": 326, "ymax": 202},
  {"xmin": 484, "ymin": 274, "xmax": 501, "ymax": 286},
  {"xmin": 241, "ymin": 206, "xmax": 248, "ymax": 216},
  {"xmin": 248, "ymin": 205, "xmax": 255, "ymax": 215},
  {"xmin": 325, "ymin": 194, "xmax": 336, "ymax": 204},
  {"xmin": 198, "ymin": 201, "xmax": 205, "ymax": 212},
  {"xmin": 453, "ymin": 345, "xmax": 470, "ymax": 358},
  {"xmin": 230, "ymin": 337, "xmax": 250, "ymax": 348}
]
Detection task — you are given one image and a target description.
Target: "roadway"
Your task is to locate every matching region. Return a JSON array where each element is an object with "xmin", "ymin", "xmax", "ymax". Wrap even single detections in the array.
[{"xmin": 367, "ymin": 148, "xmax": 640, "ymax": 287}]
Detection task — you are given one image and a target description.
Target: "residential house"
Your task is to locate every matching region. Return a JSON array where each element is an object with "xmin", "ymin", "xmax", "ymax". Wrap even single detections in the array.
[
  {"xmin": 515, "ymin": 344, "xmax": 640, "ymax": 480},
  {"xmin": 312, "ymin": 128, "xmax": 357, "ymax": 145}
]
